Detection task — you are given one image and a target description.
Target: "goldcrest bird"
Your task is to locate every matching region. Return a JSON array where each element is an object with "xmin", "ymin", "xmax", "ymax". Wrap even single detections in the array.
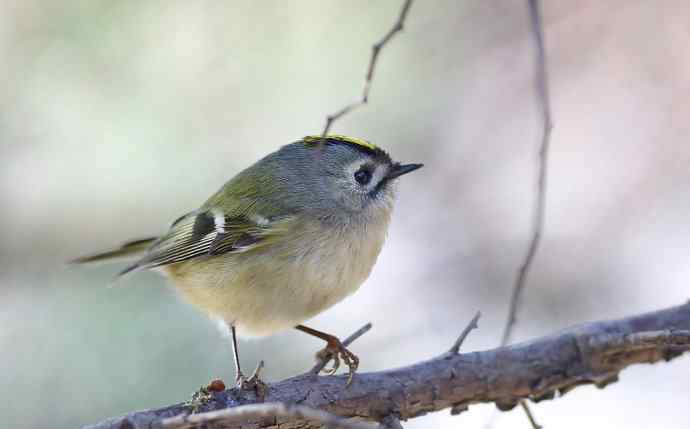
[{"xmin": 73, "ymin": 135, "xmax": 422, "ymax": 386}]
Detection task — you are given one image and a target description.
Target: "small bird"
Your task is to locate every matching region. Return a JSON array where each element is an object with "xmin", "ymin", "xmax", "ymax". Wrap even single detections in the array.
[{"xmin": 73, "ymin": 135, "xmax": 422, "ymax": 387}]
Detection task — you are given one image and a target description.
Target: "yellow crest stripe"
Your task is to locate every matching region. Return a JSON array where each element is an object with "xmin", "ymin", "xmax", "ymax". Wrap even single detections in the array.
[{"xmin": 303, "ymin": 135, "xmax": 378, "ymax": 152}]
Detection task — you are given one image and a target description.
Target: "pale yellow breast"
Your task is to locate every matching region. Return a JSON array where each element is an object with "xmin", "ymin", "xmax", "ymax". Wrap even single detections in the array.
[{"xmin": 163, "ymin": 213, "xmax": 391, "ymax": 337}]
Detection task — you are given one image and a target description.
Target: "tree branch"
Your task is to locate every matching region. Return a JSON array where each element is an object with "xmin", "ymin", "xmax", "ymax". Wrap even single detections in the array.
[{"xmin": 85, "ymin": 301, "xmax": 690, "ymax": 429}]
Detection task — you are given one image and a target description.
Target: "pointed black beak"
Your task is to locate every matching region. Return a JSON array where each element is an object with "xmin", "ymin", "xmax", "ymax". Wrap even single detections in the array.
[{"xmin": 386, "ymin": 163, "xmax": 424, "ymax": 181}]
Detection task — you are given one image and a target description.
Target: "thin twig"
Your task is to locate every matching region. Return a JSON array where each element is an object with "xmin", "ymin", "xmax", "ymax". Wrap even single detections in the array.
[
  {"xmin": 448, "ymin": 311, "xmax": 481, "ymax": 354},
  {"xmin": 520, "ymin": 401, "xmax": 543, "ymax": 429},
  {"xmin": 500, "ymin": 0, "xmax": 553, "ymax": 348},
  {"xmin": 310, "ymin": 322, "xmax": 373, "ymax": 374},
  {"xmin": 160, "ymin": 402, "xmax": 377, "ymax": 429},
  {"xmin": 320, "ymin": 0, "xmax": 414, "ymax": 138},
  {"xmin": 497, "ymin": 1, "xmax": 552, "ymax": 428}
]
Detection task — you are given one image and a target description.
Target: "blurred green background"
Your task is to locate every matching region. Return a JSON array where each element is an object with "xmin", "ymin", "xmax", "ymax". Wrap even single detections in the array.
[{"xmin": 2, "ymin": 1, "xmax": 690, "ymax": 428}]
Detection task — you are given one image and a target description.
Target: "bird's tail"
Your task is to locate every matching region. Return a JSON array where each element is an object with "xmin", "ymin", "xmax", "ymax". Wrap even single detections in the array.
[{"xmin": 70, "ymin": 237, "xmax": 158, "ymax": 265}]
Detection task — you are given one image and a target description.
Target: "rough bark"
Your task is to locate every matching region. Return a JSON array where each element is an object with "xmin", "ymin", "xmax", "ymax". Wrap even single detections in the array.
[{"xmin": 85, "ymin": 302, "xmax": 690, "ymax": 429}]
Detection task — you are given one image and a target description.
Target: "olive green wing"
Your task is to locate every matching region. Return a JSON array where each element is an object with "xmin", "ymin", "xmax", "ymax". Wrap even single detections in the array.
[{"xmin": 119, "ymin": 209, "xmax": 291, "ymax": 276}]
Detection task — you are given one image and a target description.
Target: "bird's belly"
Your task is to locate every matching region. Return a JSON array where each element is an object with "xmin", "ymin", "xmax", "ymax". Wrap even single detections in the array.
[{"xmin": 164, "ymin": 223, "xmax": 387, "ymax": 337}]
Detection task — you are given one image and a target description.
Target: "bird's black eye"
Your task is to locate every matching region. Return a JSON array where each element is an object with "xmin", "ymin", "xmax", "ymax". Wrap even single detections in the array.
[{"xmin": 354, "ymin": 169, "xmax": 372, "ymax": 185}]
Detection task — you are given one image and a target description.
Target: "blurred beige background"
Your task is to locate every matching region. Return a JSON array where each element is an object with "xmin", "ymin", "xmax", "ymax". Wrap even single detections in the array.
[{"xmin": 2, "ymin": 1, "xmax": 690, "ymax": 428}]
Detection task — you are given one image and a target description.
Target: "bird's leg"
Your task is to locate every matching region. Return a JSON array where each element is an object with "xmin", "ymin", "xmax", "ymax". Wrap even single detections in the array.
[
  {"xmin": 230, "ymin": 325, "xmax": 244, "ymax": 384},
  {"xmin": 295, "ymin": 324, "xmax": 360, "ymax": 385},
  {"xmin": 230, "ymin": 325, "xmax": 267, "ymax": 395}
]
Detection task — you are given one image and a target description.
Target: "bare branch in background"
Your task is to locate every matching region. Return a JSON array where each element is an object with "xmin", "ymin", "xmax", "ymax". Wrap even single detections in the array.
[
  {"xmin": 320, "ymin": 0, "xmax": 414, "ymax": 138},
  {"xmin": 497, "ymin": 1, "xmax": 553, "ymax": 426},
  {"xmin": 85, "ymin": 302, "xmax": 690, "ymax": 429},
  {"xmin": 501, "ymin": 0, "xmax": 553, "ymax": 350}
]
